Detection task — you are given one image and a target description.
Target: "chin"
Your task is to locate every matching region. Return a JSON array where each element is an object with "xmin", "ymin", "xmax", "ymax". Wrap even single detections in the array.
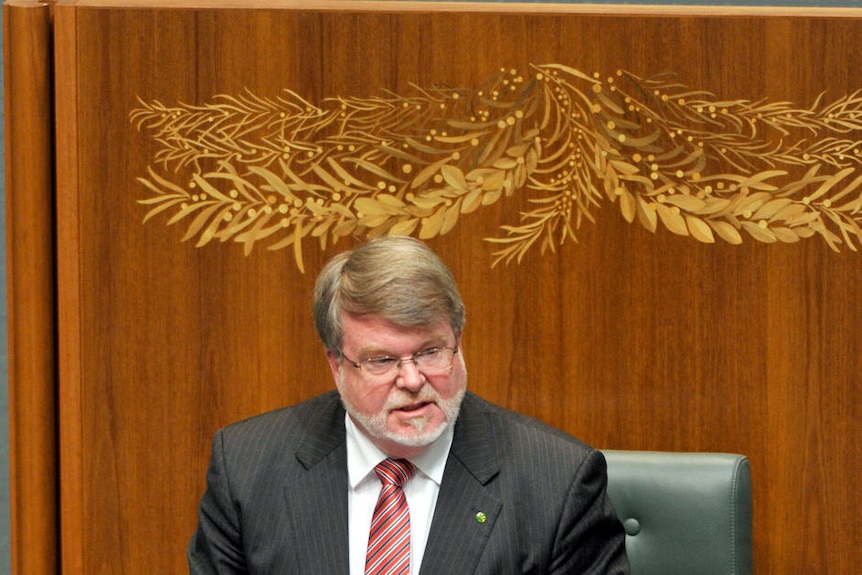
[{"xmin": 385, "ymin": 419, "xmax": 447, "ymax": 448}]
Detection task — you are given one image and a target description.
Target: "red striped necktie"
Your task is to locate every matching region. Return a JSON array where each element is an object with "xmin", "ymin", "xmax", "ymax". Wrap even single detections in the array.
[{"xmin": 365, "ymin": 458, "xmax": 416, "ymax": 575}]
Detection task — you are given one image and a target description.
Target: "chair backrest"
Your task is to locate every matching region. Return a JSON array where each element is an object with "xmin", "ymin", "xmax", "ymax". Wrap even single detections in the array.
[{"xmin": 602, "ymin": 450, "xmax": 753, "ymax": 575}]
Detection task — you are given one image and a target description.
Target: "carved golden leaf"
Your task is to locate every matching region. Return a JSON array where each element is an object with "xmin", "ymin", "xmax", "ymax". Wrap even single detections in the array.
[{"xmin": 130, "ymin": 66, "xmax": 862, "ymax": 268}]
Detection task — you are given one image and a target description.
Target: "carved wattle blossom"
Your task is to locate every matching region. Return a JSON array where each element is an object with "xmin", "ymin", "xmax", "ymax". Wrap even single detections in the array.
[{"xmin": 131, "ymin": 65, "xmax": 862, "ymax": 270}]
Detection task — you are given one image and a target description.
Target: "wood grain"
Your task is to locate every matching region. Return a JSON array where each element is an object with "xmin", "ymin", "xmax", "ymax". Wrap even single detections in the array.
[
  {"xmin": 3, "ymin": 3, "xmax": 59, "ymax": 574},
  {"xmin": 7, "ymin": 3, "xmax": 862, "ymax": 573}
]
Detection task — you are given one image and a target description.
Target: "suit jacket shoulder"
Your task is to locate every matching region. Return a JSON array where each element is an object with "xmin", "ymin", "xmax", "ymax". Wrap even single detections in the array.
[
  {"xmin": 218, "ymin": 389, "xmax": 345, "ymax": 469},
  {"xmin": 189, "ymin": 390, "xmax": 351, "ymax": 575}
]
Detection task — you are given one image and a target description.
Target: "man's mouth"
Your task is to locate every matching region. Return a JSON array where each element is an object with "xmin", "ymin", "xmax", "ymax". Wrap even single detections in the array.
[{"xmin": 395, "ymin": 401, "xmax": 431, "ymax": 413}]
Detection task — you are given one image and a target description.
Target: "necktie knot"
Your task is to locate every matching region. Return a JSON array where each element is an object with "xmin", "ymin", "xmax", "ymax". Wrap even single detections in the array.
[{"xmin": 375, "ymin": 458, "xmax": 415, "ymax": 487}]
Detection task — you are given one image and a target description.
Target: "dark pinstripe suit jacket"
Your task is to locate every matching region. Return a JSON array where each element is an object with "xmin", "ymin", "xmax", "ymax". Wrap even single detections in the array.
[{"xmin": 188, "ymin": 390, "xmax": 630, "ymax": 574}]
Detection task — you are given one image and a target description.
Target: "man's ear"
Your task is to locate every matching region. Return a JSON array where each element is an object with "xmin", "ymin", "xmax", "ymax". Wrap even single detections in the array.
[{"xmin": 325, "ymin": 349, "xmax": 342, "ymax": 381}]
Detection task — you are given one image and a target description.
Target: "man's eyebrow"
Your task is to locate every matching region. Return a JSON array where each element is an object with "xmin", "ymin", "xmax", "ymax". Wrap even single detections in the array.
[{"xmin": 356, "ymin": 336, "xmax": 450, "ymax": 358}]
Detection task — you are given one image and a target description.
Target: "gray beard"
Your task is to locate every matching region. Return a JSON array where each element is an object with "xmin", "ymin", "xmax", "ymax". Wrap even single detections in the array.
[{"xmin": 338, "ymin": 373, "xmax": 466, "ymax": 449}]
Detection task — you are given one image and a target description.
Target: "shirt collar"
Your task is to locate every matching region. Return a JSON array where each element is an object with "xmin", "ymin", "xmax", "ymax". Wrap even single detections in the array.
[{"xmin": 345, "ymin": 413, "xmax": 454, "ymax": 489}]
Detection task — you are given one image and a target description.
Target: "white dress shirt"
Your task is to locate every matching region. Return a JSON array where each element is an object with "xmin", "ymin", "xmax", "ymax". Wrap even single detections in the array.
[{"xmin": 345, "ymin": 413, "xmax": 454, "ymax": 575}]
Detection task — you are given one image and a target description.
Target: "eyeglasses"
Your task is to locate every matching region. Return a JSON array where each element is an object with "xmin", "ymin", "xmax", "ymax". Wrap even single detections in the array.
[{"xmin": 341, "ymin": 346, "xmax": 459, "ymax": 378}]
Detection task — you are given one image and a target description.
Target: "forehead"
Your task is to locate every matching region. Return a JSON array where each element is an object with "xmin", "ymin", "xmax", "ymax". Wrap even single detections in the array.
[{"xmin": 340, "ymin": 313, "xmax": 454, "ymax": 353}]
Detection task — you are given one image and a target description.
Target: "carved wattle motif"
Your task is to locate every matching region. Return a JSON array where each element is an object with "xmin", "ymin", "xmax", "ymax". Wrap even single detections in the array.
[{"xmin": 131, "ymin": 65, "xmax": 862, "ymax": 270}]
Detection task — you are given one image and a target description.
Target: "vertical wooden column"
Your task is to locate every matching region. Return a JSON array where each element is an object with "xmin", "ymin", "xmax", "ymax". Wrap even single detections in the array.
[
  {"xmin": 3, "ymin": 2, "xmax": 58, "ymax": 574},
  {"xmin": 52, "ymin": 4, "xmax": 85, "ymax": 574}
]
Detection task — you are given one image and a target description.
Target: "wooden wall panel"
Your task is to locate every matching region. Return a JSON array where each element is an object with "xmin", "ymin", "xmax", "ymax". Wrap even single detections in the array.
[
  {"xmin": 3, "ymin": 3, "xmax": 58, "ymax": 574},
  {"xmin": 6, "ymin": 2, "xmax": 862, "ymax": 573}
]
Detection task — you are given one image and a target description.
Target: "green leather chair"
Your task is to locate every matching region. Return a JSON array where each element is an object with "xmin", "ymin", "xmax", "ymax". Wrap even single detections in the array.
[{"xmin": 602, "ymin": 450, "xmax": 753, "ymax": 575}]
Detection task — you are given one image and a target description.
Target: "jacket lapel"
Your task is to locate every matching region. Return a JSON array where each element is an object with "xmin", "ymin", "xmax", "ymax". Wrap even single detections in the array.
[
  {"xmin": 282, "ymin": 392, "xmax": 351, "ymax": 574},
  {"xmin": 419, "ymin": 394, "xmax": 502, "ymax": 575}
]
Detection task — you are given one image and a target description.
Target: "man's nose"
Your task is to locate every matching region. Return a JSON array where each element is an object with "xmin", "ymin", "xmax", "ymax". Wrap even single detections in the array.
[{"xmin": 395, "ymin": 358, "xmax": 425, "ymax": 390}]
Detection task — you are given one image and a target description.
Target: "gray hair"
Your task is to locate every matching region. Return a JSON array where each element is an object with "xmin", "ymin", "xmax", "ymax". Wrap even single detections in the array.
[{"xmin": 313, "ymin": 236, "xmax": 466, "ymax": 353}]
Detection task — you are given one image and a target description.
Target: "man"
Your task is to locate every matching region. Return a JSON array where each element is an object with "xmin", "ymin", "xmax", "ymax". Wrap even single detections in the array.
[{"xmin": 188, "ymin": 236, "xmax": 630, "ymax": 574}]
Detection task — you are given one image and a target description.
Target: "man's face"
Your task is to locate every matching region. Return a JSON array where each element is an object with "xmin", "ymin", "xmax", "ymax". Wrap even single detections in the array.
[{"xmin": 326, "ymin": 313, "xmax": 467, "ymax": 458}]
